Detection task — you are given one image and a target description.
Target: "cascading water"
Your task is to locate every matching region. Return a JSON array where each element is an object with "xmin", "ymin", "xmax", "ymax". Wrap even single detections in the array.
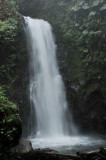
[
  {"xmin": 23, "ymin": 17, "xmax": 106, "ymax": 153},
  {"xmin": 24, "ymin": 17, "xmax": 76, "ymax": 138}
]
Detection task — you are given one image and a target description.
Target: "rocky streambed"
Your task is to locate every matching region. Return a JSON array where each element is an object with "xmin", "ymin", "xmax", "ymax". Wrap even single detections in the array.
[
  {"xmin": 18, "ymin": 146, "xmax": 106, "ymax": 160},
  {"xmin": 11, "ymin": 138, "xmax": 106, "ymax": 160}
]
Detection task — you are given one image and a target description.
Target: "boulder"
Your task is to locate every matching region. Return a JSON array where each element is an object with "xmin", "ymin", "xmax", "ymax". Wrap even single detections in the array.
[{"xmin": 15, "ymin": 138, "xmax": 33, "ymax": 153}]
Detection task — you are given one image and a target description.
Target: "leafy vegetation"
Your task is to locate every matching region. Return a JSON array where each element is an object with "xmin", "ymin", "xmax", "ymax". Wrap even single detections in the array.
[
  {"xmin": 0, "ymin": 18, "xmax": 19, "ymax": 86},
  {"xmin": 0, "ymin": 0, "xmax": 25, "ymax": 92},
  {"xmin": 0, "ymin": 18, "xmax": 18, "ymax": 46},
  {"xmin": 0, "ymin": 87, "xmax": 21, "ymax": 152},
  {"xmin": 0, "ymin": 0, "xmax": 23, "ymax": 156}
]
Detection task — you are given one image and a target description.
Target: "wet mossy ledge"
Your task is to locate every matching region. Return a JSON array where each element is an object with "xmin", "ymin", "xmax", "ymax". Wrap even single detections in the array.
[{"xmin": 17, "ymin": 0, "xmax": 106, "ymax": 134}]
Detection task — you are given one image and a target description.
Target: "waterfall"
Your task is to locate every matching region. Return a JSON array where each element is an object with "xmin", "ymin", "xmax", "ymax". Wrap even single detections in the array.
[{"xmin": 24, "ymin": 17, "xmax": 76, "ymax": 138}]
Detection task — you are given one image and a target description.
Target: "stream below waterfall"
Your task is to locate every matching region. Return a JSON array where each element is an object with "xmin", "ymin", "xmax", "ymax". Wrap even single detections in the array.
[{"xmin": 30, "ymin": 136, "xmax": 106, "ymax": 154}]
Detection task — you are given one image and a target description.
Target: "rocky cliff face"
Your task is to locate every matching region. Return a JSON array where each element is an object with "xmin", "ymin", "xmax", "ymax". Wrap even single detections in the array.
[{"xmin": 16, "ymin": 0, "xmax": 106, "ymax": 134}]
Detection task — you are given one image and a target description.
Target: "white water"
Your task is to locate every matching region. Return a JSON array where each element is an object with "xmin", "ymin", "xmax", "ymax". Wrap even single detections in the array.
[
  {"xmin": 30, "ymin": 136, "xmax": 106, "ymax": 154},
  {"xmin": 24, "ymin": 17, "xmax": 76, "ymax": 138},
  {"xmin": 24, "ymin": 17, "xmax": 106, "ymax": 153}
]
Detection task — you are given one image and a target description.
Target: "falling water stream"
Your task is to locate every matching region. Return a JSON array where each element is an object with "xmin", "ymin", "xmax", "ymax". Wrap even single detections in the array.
[{"xmin": 24, "ymin": 17, "xmax": 106, "ymax": 154}]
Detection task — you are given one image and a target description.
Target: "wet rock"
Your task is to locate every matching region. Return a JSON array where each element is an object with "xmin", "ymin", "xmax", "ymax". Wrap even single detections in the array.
[
  {"xmin": 22, "ymin": 147, "xmax": 106, "ymax": 160},
  {"xmin": 76, "ymin": 89, "xmax": 106, "ymax": 134},
  {"xmin": 15, "ymin": 139, "xmax": 32, "ymax": 153},
  {"xmin": 22, "ymin": 148, "xmax": 79, "ymax": 160}
]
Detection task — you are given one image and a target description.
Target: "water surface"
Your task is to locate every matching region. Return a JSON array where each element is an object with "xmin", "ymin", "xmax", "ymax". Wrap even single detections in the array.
[{"xmin": 30, "ymin": 136, "xmax": 106, "ymax": 154}]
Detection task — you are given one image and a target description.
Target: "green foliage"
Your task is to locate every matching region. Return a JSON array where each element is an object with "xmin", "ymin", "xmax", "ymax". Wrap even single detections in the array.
[
  {"xmin": 0, "ymin": 0, "xmax": 23, "ymax": 155},
  {"xmin": 100, "ymin": 4, "xmax": 106, "ymax": 11},
  {"xmin": 92, "ymin": 0, "xmax": 103, "ymax": 7},
  {"xmin": 10, "ymin": 0, "xmax": 19, "ymax": 11},
  {"xmin": 0, "ymin": 18, "xmax": 18, "ymax": 46},
  {"xmin": 71, "ymin": 5, "xmax": 81, "ymax": 11},
  {"xmin": 82, "ymin": 30, "xmax": 89, "ymax": 35},
  {"xmin": 89, "ymin": 11, "xmax": 96, "ymax": 17},
  {"xmin": 45, "ymin": 0, "xmax": 106, "ymax": 83},
  {"xmin": 0, "ymin": 87, "xmax": 21, "ymax": 150},
  {"xmin": 82, "ymin": 3, "xmax": 89, "ymax": 9},
  {"xmin": 0, "ymin": 16, "xmax": 21, "ymax": 89},
  {"xmin": 58, "ymin": 1, "xmax": 66, "ymax": 7},
  {"xmin": 0, "ymin": 21, "xmax": 8, "ymax": 32}
]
